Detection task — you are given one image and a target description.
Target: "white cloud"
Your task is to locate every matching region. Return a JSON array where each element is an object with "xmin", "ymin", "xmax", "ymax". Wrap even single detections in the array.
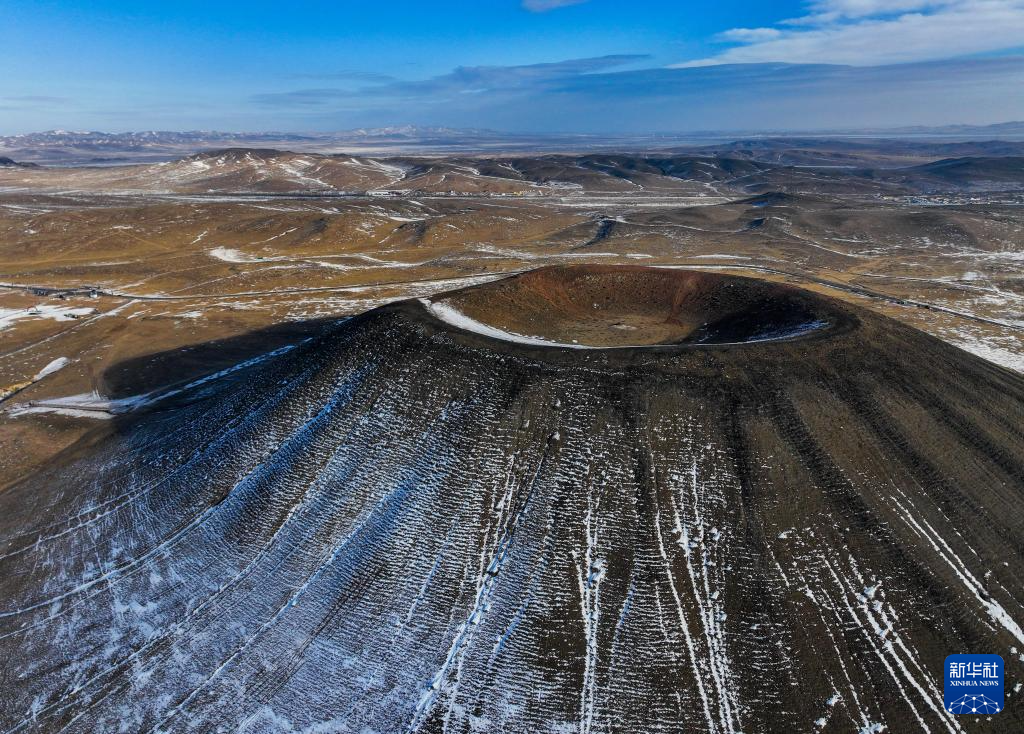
[
  {"xmin": 522, "ymin": 0, "xmax": 589, "ymax": 12},
  {"xmin": 806, "ymin": 0, "xmax": 949, "ymax": 20},
  {"xmin": 676, "ymin": 0, "xmax": 1024, "ymax": 67},
  {"xmin": 719, "ymin": 28, "xmax": 783, "ymax": 42}
]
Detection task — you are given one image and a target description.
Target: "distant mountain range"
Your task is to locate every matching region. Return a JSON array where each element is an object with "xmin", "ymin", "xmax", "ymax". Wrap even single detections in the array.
[
  {"xmin": 2, "ymin": 123, "xmax": 1023, "ymax": 166},
  {"xmin": 0, "ymin": 127, "xmax": 610, "ymax": 165},
  {"xmin": 0, "ymin": 126, "xmax": 504, "ymax": 148},
  {"xmin": 1, "ymin": 144, "xmax": 1021, "ymax": 197}
]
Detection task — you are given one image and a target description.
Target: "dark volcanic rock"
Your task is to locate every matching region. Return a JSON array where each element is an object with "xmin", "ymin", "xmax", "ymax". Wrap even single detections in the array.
[
  {"xmin": 0, "ymin": 156, "xmax": 38, "ymax": 168},
  {"xmin": 1, "ymin": 266, "xmax": 1023, "ymax": 733}
]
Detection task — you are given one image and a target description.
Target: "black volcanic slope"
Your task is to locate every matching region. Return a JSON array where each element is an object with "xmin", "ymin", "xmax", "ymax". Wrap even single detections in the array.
[{"xmin": 2, "ymin": 266, "xmax": 1024, "ymax": 733}]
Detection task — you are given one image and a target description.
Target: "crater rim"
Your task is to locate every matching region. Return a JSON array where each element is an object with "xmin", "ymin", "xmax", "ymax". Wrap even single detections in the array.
[{"xmin": 420, "ymin": 264, "xmax": 845, "ymax": 351}]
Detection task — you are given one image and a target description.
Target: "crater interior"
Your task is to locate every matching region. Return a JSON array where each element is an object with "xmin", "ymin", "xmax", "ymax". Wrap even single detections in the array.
[{"xmin": 425, "ymin": 264, "xmax": 838, "ymax": 348}]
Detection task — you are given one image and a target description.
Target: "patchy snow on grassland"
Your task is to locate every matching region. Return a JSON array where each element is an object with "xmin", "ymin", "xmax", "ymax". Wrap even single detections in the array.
[
  {"xmin": 208, "ymin": 247, "xmax": 261, "ymax": 263},
  {"xmin": 946, "ymin": 331, "xmax": 1024, "ymax": 374},
  {"xmin": 0, "ymin": 304, "xmax": 97, "ymax": 330}
]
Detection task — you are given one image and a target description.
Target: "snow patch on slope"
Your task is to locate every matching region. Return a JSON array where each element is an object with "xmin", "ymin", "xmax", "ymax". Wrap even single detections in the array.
[{"xmin": 34, "ymin": 357, "xmax": 70, "ymax": 380}]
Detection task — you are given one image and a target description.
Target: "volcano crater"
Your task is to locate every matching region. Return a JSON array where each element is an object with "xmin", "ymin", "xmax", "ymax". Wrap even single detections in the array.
[{"xmin": 421, "ymin": 265, "xmax": 843, "ymax": 349}]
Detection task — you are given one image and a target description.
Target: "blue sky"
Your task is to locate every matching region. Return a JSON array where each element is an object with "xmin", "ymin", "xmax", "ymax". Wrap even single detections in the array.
[{"xmin": 2, "ymin": 0, "xmax": 1023, "ymax": 133}]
